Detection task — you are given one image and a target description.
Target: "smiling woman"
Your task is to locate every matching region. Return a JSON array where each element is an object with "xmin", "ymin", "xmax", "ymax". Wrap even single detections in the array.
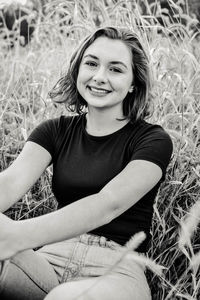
[
  {"xmin": 77, "ymin": 37, "xmax": 133, "ymax": 121},
  {"xmin": 49, "ymin": 27, "xmax": 150, "ymax": 123},
  {"xmin": 0, "ymin": 26, "xmax": 173, "ymax": 300}
]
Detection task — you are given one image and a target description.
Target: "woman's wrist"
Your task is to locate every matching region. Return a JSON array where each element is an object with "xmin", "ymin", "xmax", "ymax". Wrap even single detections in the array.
[
  {"xmin": 10, "ymin": 220, "xmax": 27, "ymax": 253},
  {"xmin": 13, "ymin": 219, "xmax": 38, "ymax": 251},
  {"xmin": 8, "ymin": 219, "xmax": 35, "ymax": 254},
  {"xmin": 0, "ymin": 214, "xmax": 26, "ymax": 259}
]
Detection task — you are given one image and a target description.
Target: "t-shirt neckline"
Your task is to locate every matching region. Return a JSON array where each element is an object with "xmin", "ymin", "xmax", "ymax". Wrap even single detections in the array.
[{"xmin": 81, "ymin": 113, "xmax": 131, "ymax": 141}]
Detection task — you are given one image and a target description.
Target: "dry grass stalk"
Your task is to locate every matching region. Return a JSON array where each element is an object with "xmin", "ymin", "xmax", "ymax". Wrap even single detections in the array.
[{"xmin": 0, "ymin": 0, "xmax": 200, "ymax": 299}]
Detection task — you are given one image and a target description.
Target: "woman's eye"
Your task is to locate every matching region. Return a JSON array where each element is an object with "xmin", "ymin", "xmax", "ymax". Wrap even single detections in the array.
[
  {"xmin": 85, "ymin": 61, "xmax": 97, "ymax": 67},
  {"xmin": 109, "ymin": 67, "xmax": 122, "ymax": 73}
]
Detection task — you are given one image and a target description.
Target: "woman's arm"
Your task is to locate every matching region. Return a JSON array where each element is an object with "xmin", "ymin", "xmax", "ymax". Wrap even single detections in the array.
[
  {"xmin": 0, "ymin": 159, "xmax": 162, "ymax": 259},
  {"xmin": 0, "ymin": 141, "xmax": 51, "ymax": 212}
]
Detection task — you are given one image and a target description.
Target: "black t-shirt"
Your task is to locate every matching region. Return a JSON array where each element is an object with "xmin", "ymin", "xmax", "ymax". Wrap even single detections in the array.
[{"xmin": 27, "ymin": 113, "xmax": 173, "ymax": 252}]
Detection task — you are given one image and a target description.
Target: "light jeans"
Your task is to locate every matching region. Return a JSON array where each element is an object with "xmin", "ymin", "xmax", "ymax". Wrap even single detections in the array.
[{"xmin": 0, "ymin": 234, "xmax": 151, "ymax": 300}]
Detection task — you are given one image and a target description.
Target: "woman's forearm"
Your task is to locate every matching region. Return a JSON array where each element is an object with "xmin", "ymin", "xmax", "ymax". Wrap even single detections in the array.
[
  {"xmin": 0, "ymin": 172, "xmax": 16, "ymax": 212},
  {"xmin": 14, "ymin": 192, "xmax": 114, "ymax": 252}
]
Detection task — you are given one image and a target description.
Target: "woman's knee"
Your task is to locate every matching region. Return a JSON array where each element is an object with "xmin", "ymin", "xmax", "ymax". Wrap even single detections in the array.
[
  {"xmin": 45, "ymin": 283, "xmax": 71, "ymax": 300},
  {"xmin": 0, "ymin": 261, "xmax": 47, "ymax": 300},
  {"xmin": 0, "ymin": 250, "xmax": 59, "ymax": 300},
  {"xmin": 45, "ymin": 279, "xmax": 96, "ymax": 300},
  {"xmin": 45, "ymin": 285, "xmax": 63, "ymax": 300}
]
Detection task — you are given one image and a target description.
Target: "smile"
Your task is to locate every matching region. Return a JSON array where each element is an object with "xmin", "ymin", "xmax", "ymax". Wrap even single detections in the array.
[{"xmin": 87, "ymin": 86, "xmax": 112, "ymax": 96}]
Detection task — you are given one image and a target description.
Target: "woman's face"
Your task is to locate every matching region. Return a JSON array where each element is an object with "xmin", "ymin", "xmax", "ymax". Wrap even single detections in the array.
[{"xmin": 77, "ymin": 36, "xmax": 134, "ymax": 115}]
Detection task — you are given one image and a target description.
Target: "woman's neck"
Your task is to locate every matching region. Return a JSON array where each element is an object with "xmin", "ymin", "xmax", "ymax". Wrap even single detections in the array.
[{"xmin": 85, "ymin": 109, "xmax": 129, "ymax": 136}]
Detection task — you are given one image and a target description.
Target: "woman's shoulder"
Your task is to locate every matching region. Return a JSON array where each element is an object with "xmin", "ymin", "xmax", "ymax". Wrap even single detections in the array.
[
  {"xmin": 127, "ymin": 119, "xmax": 173, "ymax": 155},
  {"xmin": 132, "ymin": 119, "xmax": 172, "ymax": 140},
  {"xmin": 45, "ymin": 113, "xmax": 84, "ymax": 129}
]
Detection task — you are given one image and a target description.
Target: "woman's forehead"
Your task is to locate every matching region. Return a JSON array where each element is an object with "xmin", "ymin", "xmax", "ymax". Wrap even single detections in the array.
[{"xmin": 83, "ymin": 37, "xmax": 132, "ymax": 65}]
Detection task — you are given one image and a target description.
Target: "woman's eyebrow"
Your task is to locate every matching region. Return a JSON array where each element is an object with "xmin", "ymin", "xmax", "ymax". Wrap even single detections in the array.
[
  {"xmin": 83, "ymin": 54, "xmax": 128, "ymax": 69},
  {"xmin": 110, "ymin": 61, "xmax": 128, "ymax": 69},
  {"xmin": 83, "ymin": 54, "xmax": 98, "ymax": 60}
]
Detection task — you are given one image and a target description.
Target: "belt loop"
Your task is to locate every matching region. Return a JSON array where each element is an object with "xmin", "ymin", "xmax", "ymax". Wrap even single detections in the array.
[
  {"xmin": 79, "ymin": 233, "xmax": 88, "ymax": 244},
  {"xmin": 100, "ymin": 236, "xmax": 107, "ymax": 247}
]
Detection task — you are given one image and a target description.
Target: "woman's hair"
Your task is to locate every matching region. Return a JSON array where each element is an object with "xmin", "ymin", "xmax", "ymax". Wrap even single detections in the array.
[{"xmin": 48, "ymin": 26, "xmax": 152, "ymax": 122}]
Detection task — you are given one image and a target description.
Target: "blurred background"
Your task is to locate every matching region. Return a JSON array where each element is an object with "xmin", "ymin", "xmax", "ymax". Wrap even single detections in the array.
[{"xmin": 0, "ymin": 1, "xmax": 199, "ymax": 299}]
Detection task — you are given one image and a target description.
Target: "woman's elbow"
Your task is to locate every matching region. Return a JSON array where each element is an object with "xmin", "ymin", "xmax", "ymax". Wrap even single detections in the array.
[{"xmin": 98, "ymin": 190, "xmax": 122, "ymax": 224}]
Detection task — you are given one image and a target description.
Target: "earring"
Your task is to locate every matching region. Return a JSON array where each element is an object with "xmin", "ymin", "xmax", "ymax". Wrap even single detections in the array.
[{"xmin": 129, "ymin": 86, "xmax": 134, "ymax": 93}]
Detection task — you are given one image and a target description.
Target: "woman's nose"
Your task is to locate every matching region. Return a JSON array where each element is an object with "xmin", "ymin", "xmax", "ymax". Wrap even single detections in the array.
[{"xmin": 93, "ymin": 67, "xmax": 107, "ymax": 84}]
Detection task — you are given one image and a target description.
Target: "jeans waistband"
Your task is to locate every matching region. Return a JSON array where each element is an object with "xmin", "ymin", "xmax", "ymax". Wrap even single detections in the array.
[{"xmin": 79, "ymin": 234, "xmax": 121, "ymax": 249}]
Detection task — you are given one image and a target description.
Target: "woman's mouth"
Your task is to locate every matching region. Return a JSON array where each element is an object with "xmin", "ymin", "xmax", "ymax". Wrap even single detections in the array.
[{"xmin": 87, "ymin": 85, "xmax": 112, "ymax": 96}]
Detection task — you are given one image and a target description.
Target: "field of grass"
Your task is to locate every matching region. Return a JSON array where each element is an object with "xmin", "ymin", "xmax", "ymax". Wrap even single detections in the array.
[{"xmin": 0, "ymin": 0, "xmax": 200, "ymax": 299}]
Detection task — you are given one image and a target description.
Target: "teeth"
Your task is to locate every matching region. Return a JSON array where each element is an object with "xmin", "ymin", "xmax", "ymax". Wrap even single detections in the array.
[{"xmin": 89, "ymin": 87, "xmax": 109, "ymax": 94}]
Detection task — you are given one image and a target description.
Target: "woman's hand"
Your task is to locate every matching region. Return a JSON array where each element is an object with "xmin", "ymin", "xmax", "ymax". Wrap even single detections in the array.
[{"xmin": 0, "ymin": 213, "xmax": 21, "ymax": 260}]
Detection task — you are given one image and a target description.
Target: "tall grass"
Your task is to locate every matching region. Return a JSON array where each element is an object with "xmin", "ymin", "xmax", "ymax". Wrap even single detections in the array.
[{"xmin": 0, "ymin": 0, "xmax": 199, "ymax": 299}]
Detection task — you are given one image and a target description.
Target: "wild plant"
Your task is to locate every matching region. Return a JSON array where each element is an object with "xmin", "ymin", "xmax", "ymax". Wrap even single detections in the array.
[{"xmin": 0, "ymin": 0, "xmax": 199, "ymax": 299}]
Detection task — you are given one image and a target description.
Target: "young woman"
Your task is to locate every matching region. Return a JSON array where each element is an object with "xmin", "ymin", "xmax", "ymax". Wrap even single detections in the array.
[{"xmin": 0, "ymin": 26, "xmax": 173, "ymax": 300}]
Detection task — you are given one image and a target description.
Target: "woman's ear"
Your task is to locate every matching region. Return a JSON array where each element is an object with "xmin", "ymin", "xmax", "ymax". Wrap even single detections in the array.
[{"xmin": 129, "ymin": 86, "xmax": 134, "ymax": 93}]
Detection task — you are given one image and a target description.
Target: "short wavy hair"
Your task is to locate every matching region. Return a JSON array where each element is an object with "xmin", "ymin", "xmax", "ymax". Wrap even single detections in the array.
[{"xmin": 48, "ymin": 26, "xmax": 152, "ymax": 123}]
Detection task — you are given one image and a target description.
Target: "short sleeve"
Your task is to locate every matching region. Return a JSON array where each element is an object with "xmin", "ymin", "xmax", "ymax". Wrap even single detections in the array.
[
  {"xmin": 26, "ymin": 118, "xmax": 60, "ymax": 161},
  {"xmin": 130, "ymin": 126, "xmax": 173, "ymax": 179}
]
